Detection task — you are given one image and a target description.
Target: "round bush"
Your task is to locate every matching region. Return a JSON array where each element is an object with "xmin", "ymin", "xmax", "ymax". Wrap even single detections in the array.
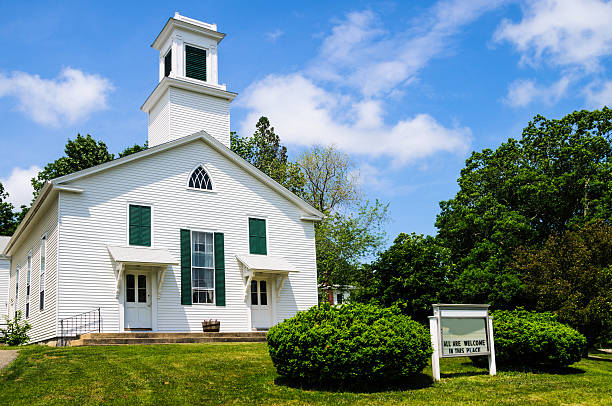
[
  {"xmin": 266, "ymin": 303, "xmax": 432, "ymax": 386},
  {"xmin": 486, "ymin": 309, "xmax": 586, "ymax": 367}
]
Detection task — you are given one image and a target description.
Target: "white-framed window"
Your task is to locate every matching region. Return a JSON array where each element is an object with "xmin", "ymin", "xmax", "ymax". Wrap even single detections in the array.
[
  {"xmin": 250, "ymin": 280, "xmax": 268, "ymax": 308},
  {"xmin": 26, "ymin": 251, "xmax": 31, "ymax": 318},
  {"xmin": 14, "ymin": 265, "xmax": 20, "ymax": 318},
  {"xmin": 40, "ymin": 234, "xmax": 46, "ymax": 311},
  {"xmin": 188, "ymin": 165, "xmax": 213, "ymax": 191},
  {"xmin": 191, "ymin": 230, "xmax": 214, "ymax": 304},
  {"xmin": 184, "ymin": 44, "xmax": 207, "ymax": 82}
]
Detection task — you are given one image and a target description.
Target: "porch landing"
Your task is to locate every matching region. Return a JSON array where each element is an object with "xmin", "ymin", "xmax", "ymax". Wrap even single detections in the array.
[{"xmin": 69, "ymin": 332, "xmax": 267, "ymax": 346}]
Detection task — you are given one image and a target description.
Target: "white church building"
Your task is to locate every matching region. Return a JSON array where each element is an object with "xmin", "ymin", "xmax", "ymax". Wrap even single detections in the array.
[{"xmin": 1, "ymin": 13, "xmax": 323, "ymax": 344}]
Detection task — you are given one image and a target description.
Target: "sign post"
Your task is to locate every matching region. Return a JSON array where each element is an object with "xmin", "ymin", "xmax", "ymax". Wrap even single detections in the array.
[{"xmin": 429, "ymin": 304, "xmax": 496, "ymax": 381}]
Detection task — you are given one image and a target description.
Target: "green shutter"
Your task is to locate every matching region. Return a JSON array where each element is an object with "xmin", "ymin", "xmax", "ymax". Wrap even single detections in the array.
[
  {"xmin": 129, "ymin": 205, "xmax": 151, "ymax": 247},
  {"xmin": 249, "ymin": 218, "xmax": 267, "ymax": 255},
  {"xmin": 129, "ymin": 205, "xmax": 141, "ymax": 245},
  {"xmin": 180, "ymin": 229, "xmax": 192, "ymax": 305},
  {"xmin": 214, "ymin": 233, "xmax": 225, "ymax": 306},
  {"xmin": 164, "ymin": 49, "xmax": 172, "ymax": 77},
  {"xmin": 185, "ymin": 45, "xmax": 207, "ymax": 81}
]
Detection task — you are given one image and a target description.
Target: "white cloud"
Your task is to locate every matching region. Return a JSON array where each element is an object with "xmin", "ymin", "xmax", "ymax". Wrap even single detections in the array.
[
  {"xmin": 503, "ymin": 75, "xmax": 571, "ymax": 107},
  {"xmin": 585, "ymin": 80, "xmax": 612, "ymax": 108},
  {"xmin": 0, "ymin": 166, "xmax": 40, "ymax": 207},
  {"xmin": 310, "ymin": 1, "xmax": 507, "ymax": 97},
  {"xmin": 238, "ymin": 74, "xmax": 471, "ymax": 166},
  {"xmin": 237, "ymin": 2, "xmax": 510, "ymax": 165},
  {"xmin": 0, "ymin": 67, "xmax": 113, "ymax": 126},
  {"xmin": 265, "ymin": 29, "xmax": 284, "ymax": 42},
  {"xmin": 494, "ymin": 0, "xmax": 612, "ymax": 70}
]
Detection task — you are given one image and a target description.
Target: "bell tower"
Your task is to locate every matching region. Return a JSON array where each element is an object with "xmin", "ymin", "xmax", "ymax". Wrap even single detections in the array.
[{"xmin": 141, "ymin": 13, "xmax": 237, "ymax": 148}]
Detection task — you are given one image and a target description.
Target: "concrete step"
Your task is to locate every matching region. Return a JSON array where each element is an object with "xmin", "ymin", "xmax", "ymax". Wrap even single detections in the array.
[
  {"xmin": 79, "ymin": 332, "xmax": 266, "ymax": 339},
  {"xmin": 68, "ymin": 332, "xmax": 268, "ymax": 346}
]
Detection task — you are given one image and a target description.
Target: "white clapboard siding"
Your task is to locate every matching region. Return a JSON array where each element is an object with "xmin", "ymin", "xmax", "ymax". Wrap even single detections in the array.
[
  {"xmin": 7, "ymin": 200, "xmax": 59, "ymax": 342},
  {"xmin": 0, "ymin": 257, "xmax": 9, "ymax": 326},
  {"xmin": 169, "ymin": 87, "xmax": 230, "ymax": 148},
  {"xmin": 58, "ymin": 139, "xmax": 317, "ymax": 333},
  {"xmin": 147, "ymin": 90, "xmax": 170, "ymax": 148}
]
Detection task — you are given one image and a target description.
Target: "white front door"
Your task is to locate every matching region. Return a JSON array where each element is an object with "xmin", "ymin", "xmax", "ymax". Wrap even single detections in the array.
[
  {"xmin": 251, "ymin": 279, "xmax": 273, "ymax": 330},
  {"xmin": 124, "ymin": 272, "xmax": 152, "ymax": 329}
]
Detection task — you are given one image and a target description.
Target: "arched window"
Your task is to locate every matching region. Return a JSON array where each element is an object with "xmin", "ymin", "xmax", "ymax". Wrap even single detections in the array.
[{"xmin": 189, "ymin": 166, "xmax": 213, "ymax": 190}]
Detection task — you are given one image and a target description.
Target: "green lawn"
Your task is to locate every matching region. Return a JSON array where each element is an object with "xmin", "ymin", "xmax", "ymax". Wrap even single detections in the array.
[{"xmin": 1, "ymin": 343, "xmax": 611, "ymax": 405}]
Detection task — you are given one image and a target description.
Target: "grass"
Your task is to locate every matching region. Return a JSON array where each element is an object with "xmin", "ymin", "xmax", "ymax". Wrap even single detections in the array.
[{"xmin": 0, "ymin": 343, "xmax": 611, "ymax": 405}]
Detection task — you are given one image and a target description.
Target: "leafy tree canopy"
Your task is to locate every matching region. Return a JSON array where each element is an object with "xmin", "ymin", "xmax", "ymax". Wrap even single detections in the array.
[
  {"xmin": 32, "ymin": 134, "xmax": 115, "ymax": 196},
  {"xmin": 230, "ymin": 117, "xmax": 305, "ymax": 195},
  {"xmin": 118, "ymin": 141, "xmax": 148, "ymax": 158},
  {"xmin": 435, "ymin": 108, "xmax": 612, "ymax": 308},
  {"xmin": 354, "ymin": 233, "xmax": 453, "ymax": 323},
  {"xmin": 514, "ymin": 221, "xmax": 612, "ymax": 345},
  {"xmin": 0, "ymin": 182, "xmax": 17, "ymax": 236}
]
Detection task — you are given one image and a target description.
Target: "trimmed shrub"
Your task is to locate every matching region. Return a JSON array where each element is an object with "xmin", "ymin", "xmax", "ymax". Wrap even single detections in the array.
[
  {"xmin": 267, "ymin": 303, "xmax": 432, "ymax": 386},
  {"xmin": 486, "ymin": 309, "xmax": 586, "ymax": 367}
]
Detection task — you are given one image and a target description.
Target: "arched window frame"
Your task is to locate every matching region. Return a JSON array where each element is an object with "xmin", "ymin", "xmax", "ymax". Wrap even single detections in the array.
[{"xmin": 187, "ymin": 163, "xmax": 216, "ymax": 192}]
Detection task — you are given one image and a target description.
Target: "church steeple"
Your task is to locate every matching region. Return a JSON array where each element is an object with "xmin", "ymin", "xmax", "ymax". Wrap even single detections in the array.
[{"xmin": 141, "ymin": 13, "xmax": 236, "ymax": 148}]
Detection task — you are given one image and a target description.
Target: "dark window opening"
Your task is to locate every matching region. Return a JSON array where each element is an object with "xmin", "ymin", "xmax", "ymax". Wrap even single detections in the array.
[
  {"xmin": 185, "ymin": 45, "xmax": 207, "ymax": 82},
  {"xmin": 164, "ymin": 50, "xmax": 172, "ymax": 77}
]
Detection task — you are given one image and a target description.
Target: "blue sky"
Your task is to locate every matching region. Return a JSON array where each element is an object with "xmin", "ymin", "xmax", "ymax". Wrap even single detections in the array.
[{"xmin": 1, "ymin": 0, "xmax": 611, "ymax": 243}]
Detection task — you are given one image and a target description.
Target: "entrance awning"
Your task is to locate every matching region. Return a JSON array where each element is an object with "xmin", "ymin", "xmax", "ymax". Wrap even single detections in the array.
[
  {"xmin": 108, "ymin": 246, "xmax": 178, "ymax": 299},
  {"xmin": 236, "ymin": 254, "xmax": 298, "ymax": 300}
]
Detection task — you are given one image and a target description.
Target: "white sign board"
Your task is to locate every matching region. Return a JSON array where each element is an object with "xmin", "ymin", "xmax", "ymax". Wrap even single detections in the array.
[
  {"xmin": 429, "ymin": 304, "xmax": 496, "ymax": 381},
  {"xmin": 441, "ymin": 317, "xmax": 489, "ymax": 356}
]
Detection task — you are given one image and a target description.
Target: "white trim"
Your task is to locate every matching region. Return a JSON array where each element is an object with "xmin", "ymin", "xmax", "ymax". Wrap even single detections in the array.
[
  {"xmin": 39, "ymin": 233, "xmax": 47, "ymax": 313},
  {"xmin": 125, "ymin": 202, "xmax": 155, "ymax": 248},
  {"xmin": 189, "ymin": 229, "xmax": 216, "ymax": 306},
  {"xmin": 55, "ymin": 192, "xmax": 61, "ymax": 337},
  {"xmin": 186, "ymin": 163, "xmax": 216, "ymax": 192},
  {"xmin": 183, "ymin": 42, "xmax": 209, "ymax": 84},
  {"xmin": 246, "ymin": 215, "xmax": 269, "ymax": 256},
  {"xmin": 151, "ymin": 16, "xmax": 225, "ymax": 50},
  {"xmin": 141, "ymin": 77, "xmax": 235, "ymax": 113},
  {"xmin": 4, "ymin": 131, "xmax": 324, "ymax": 256}
]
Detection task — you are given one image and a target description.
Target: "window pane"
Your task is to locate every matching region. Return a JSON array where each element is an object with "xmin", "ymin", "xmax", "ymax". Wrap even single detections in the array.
[
  {"xmin": 260, "ymin": 281, "xmax": 267, "ymax": 306},
  {"xmin": 138, "ymin": 275, "xmax": 147, "ymax": 303},
  {"xmin": 337, "ymin": 293, "xmax": 343, "ymax": 304},
  {"xmin": 126, "ymin": 274, "xmax": 135, "ymax": 303},
  {"xmin": 251, "ymin": 280, "xmax": 258, "ymax": 305}
]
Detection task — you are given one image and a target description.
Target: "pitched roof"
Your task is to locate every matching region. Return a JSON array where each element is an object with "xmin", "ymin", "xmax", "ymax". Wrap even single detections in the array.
[{"xmin": 3, "ymin": 131, "xmax": 324, "ymax": 256}]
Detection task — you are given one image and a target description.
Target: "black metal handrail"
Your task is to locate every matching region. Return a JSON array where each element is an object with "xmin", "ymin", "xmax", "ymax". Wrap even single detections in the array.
[{"xmin": 59, "ymin": 308, "xmax": 101, "ymax": 346}]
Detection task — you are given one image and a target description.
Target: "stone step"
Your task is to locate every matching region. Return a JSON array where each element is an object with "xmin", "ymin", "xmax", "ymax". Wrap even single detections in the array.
[
  {"xmin": 69, "ymin": 336, "xmax": 267, "ymax": 346},
  {"xmin": 79, "ymin": 332, "xmax": 266, "ymax": 339}
]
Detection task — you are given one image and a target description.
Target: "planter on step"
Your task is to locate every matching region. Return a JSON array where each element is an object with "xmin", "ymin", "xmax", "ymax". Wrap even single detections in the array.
[{"xmin": 202, "ymin": 320, "xmax": 220, "ymax": 332}]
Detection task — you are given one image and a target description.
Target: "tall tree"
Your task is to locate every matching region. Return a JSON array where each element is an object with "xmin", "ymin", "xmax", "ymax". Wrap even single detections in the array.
[
  {"xmin": 354, "ymin": 233, "xmax": 454, "ymax": 323},
  {"xmin": 297, "ymin": 145, "xmax": 389, "ymax": 298},
  {"xmin": 32, "ymin": 134, "xmax": 115, "ymax": 196},
  {"xmin": 0, "ymin": 182, "xmax": 17, "ymax": 236},
  {"xmin": 435, "ymin": 108, "xmax": 612, "ymax": 308},
  {"xmin": 298, "ymin": 145, "xmax": 360, "ymax": 213},
  {"xmin": 230, "ymin": 117, "xmax": 305, "ymax": 195},
  {"xmin": 514, "ymin": 221, "xmax": 612, "ymax": 345}
]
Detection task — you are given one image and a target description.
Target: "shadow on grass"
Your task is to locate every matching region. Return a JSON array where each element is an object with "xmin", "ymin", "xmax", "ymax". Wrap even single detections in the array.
[
  {"xmin": 274, "ymin": 373, "xmax": 433, "ymax": 393},
  {"xmin": 587, "ymin": 350, "xmax": 612, "ymax": 362}
]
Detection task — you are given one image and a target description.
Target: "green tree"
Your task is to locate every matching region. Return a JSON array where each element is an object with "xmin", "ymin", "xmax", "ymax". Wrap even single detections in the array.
[
  {"xmin": 119, "ymin": 141, "xmax": 148, "ymax": 158},
  {"xmin": 514, "ymin": 221, "xmax": 612, "ymax": 345},
  {"xmin": 435, "ymin": 108, "xmax": 612, "ymax": 308},
  {"xmin": 297, "ymin": 146, "xmax": 389, "ymax": 298},
  {"xmin": 355, "ymin": 233, "xmax": 453, "ymax": 323},
  {"xmin": 32, "ymin": 134, "xmax": 115, "ymax": 196},
  {"xmin": 316, "ymin": 200, "xmax": 389, "ymax": 296},
  {"xmin": 298, "ymin": 145, "xmax": 360, "ymax": 213},
  {"xmin": 0, "ymin": 182, "xmax": 17, "ymax": 236},
  {"xmin": 230, "ymin": 117, "xmax": 305, "ymax": 195}
]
